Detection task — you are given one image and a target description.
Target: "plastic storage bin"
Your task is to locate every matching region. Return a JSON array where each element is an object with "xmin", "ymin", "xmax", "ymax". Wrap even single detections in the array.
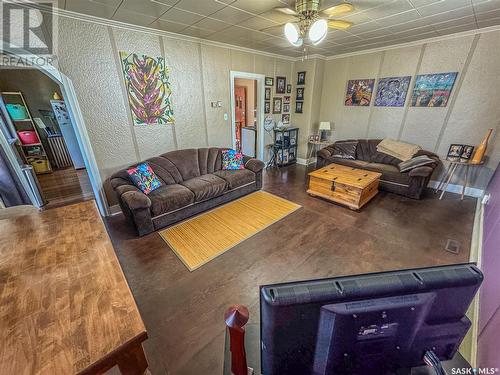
[
  {"xmin": 5, "ymin": 104, "xmax": 29, "ymax": 120},
  {"xmin": 17, "ymin": 130, "xmax": 40, "ymax": 145},
  {"xmin": 28, "ymin": 158, "xmax": 50, "ymax": 174}
]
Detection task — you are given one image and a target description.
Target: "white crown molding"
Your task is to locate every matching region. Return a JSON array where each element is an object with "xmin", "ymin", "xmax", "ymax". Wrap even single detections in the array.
[{"xmin": 324, "ymin": 25, "xmax": 500, "ymax": 61}]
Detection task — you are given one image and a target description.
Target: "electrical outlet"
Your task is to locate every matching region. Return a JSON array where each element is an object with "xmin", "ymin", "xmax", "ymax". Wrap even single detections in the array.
[{"xmin": 223, "ymin": 113, "xmax": 228, "ymax": 121}]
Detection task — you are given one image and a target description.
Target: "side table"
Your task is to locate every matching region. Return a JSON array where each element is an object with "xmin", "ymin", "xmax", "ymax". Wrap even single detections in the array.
[
  {"xmin": 308, "ymin": 140, "xmax": 329, "ymax": 162},
  {"xmin": 435, "ymin": 160, "xmax": 483, "ymax": 200}
]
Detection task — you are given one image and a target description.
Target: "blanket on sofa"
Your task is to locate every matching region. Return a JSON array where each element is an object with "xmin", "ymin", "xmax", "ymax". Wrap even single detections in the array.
[{"xmin": 377, "ymin": 138, "xmax": 421, "ymax": 162}]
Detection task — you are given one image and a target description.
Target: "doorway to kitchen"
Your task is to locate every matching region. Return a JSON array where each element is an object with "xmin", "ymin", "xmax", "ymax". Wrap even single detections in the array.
[{"xmin": 230, "ymin": 71, "xmax": 265, "ymax": 160}]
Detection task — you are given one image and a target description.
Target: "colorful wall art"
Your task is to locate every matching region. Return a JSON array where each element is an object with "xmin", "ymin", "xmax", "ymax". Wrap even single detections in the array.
[
  {"xmin": 120, "ymin": 51, "xmax": 174, "ymax": 125},
  {"xmin": 374, "ymin": 76, "xmax": 411, "ymax": 107},
  {"xmin": 345, "ymin": 79, "xmax": 375, "ymax": 106},
  {"xmin": 411, "ymin": 72, "xmax": 458, "ymax": 107}
]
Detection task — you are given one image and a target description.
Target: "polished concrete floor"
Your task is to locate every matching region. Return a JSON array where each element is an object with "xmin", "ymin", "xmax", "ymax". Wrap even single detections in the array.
[{"xmin": 104, "ymin": 164, "xmax": 477, "ymax": 375}]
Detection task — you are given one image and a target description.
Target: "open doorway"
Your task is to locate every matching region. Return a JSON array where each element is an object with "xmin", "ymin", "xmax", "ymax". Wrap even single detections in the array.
[
  {"xmin": 230, "ymin": 71, "xmax": 265, "ymax": 160},
  {"xmin": 0, "ymin": 69, "xmax": 94, "ymax": 209}
]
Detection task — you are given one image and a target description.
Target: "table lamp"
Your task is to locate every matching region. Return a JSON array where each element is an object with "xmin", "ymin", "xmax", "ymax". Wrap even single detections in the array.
[{"xmin": 319, "ymin": 121, "xmax": 331, "ymax": 141}]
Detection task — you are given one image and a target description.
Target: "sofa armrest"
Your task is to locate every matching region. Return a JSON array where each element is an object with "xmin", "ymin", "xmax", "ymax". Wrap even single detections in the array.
[
  {"xmin": 244, "ymin": 157, "xmax": 264, "ymax": 173},
  {"xmin": 121, "ymin": 190, "xmax": 151, "ymax": 211},
  {"xmin": 409, "ymin": 165, "xmax": 434, "ymax": 178},
  {"xmin": 317, "ymin": 148, "xmax": 332, "ymax": 159}
]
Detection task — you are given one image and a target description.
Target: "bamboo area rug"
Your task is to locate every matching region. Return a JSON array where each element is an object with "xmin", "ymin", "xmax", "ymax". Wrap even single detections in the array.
[{"xmin": 158, "ymin": 191, "xmax": 301, "ymax": 271}]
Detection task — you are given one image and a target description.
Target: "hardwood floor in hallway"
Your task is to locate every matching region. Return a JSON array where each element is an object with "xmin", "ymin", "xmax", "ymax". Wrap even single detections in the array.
[{"xmin": 104, "ymin": 164, "xmax": 477, "ymax": 375}]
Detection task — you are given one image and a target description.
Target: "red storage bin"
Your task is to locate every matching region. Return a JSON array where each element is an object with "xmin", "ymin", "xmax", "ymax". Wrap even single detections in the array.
[{"xmin": 17, "ymin": 130, "xmax": 40, "ymax": 145}]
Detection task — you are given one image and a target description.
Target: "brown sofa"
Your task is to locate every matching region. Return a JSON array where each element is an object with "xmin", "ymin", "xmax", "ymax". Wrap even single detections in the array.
[
  {"xmin": 110, "ymin": 148, "xmax": 264, "ymax": 236},
  {"xmin": 317, "ymin": 139, "xmax": 440, "ymax": 199}
]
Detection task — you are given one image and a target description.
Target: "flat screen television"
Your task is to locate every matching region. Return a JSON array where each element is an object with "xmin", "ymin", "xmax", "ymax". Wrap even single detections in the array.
[{"xmin": 260, "ymin": 263, "xmax": 483, "ymax": 375}]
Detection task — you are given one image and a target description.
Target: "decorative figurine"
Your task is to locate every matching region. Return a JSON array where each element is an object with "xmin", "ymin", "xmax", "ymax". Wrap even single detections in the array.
[{"xmin": 224, "ymin": 305, "xmax": 254, "ymax": 375}]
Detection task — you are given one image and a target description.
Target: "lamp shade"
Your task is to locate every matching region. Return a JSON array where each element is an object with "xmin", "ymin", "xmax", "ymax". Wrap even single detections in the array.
[
  {"xmin": 284, "ymin": 23, "xmax": 303, "ymax": 47},
  {"xmin": 319, "ymin": 121, "xmax": 331, "ymax": 130},
  {"xmin": 308, "ymin": 19, "xmax": 328, "ymax": 45}
]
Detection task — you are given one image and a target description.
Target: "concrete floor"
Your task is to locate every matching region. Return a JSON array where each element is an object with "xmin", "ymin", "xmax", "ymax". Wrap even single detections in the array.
[{"xmin": 104, "ymin": 164, "xmax": 477, "ymax": 375}]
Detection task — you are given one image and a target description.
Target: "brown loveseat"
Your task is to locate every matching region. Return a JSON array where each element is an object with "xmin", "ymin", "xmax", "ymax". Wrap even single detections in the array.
[
  {"xmin": 317, "ymin": 139, "xmax": 440, "ymax": 199},
  {"xmin": 110, "ymin": 148, "xmax": 264, "ymax": 236}
]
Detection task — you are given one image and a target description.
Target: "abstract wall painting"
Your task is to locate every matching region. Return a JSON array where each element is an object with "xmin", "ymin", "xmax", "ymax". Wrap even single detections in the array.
[
  {"xmin": 345, "ymin": 79, "xmax": 375, "ymax": 106},
  {"xmin": 120, "ymin": 51, "xmax": 174, "ymax": 125},
  {"xmin": 411, "ymin": 72, "xmax": 458, "ymax": 107},
  {"xmin": 374, "ymin": 76, "xmax": 411, "ymax": 107}
]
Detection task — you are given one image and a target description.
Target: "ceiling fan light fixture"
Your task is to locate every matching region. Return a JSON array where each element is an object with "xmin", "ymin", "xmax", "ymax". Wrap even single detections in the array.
[
  {"xmin": 284, "ymin": 22, "xmax": 303, "ymax": 46},
  {"xmin": 308, "ymin": 18, "xmax": 328, "ymax": 45}
]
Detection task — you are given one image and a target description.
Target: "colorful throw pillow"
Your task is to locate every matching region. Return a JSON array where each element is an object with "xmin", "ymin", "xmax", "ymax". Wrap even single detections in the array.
[
  {"xmin": 222, "ymin": 149, "xmax": 245, "ymax": 170},
  {"xmin": 127, "ymin": 163, "xmax": 162, "ymax": 194}
]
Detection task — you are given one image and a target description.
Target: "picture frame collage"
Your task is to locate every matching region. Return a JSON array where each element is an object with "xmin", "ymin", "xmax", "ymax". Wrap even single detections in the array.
[
  {"xmin": 295, "ymin": 71, "xmax": 305, "ymax": 113},
  {"xmin": 265, "ymin": 74, "xmax": 292, "ymax": 125},
  {"xmin": 447, "ymin": 144, "xmax": 475, "ymax": 163}
]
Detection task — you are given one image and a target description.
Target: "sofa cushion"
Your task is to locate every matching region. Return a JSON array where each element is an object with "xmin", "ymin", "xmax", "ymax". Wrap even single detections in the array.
[
  {"xmin": 330, "ymin": 141, "xmax": 358, "ymax": 159},
  {"xmin": 356, "ymin": 139, "xmax": 381, "ymax": 162},
  {"xmin": 148, "ymin": 184, "xmax": 195, "ymax": 217},
  {"xmin": 181, "ymin": 174, "xmax": 228, "ymax": 202},
  {"xmin": 324, "ymin": 158, "xmax": 370, "ymax": 169},
  {"xmin": 214, "ymin": 169, "xmax": 255, "ymax": 189},
  {"xmin": 371, "ymin": 151, "xmax": 402, "ymax": 166},
  {"xmin": 160, "ymin": 149, "xmax": 201, "ymax": 181},
  {"xmin": 364, "ymin": 162, "xmax": 410, "ymax": 185}
]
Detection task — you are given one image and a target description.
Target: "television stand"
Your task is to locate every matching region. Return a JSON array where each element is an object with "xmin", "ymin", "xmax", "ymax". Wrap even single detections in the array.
[{"xmin": 223, "ymin": 324, "xmax": 471, "ymax": 375}]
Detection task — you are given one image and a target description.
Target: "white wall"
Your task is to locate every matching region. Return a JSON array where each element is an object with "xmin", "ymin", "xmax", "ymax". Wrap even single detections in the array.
[{"xmin": 318, "ymin": 31, "xmax": 500, "ymax": 189}]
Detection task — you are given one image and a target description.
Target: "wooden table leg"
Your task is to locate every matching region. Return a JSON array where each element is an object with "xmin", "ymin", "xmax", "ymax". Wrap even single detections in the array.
[
  {"xmin": 439, "ymin": 163, "xmax": 458, "ymax": 200},
  {"xmin": 461, "ymin": 164, "xmax": 470, "ymax": 201},
  {"xmin": 117, "ymin": 343, "xmax": 149, "ymax": 375}
]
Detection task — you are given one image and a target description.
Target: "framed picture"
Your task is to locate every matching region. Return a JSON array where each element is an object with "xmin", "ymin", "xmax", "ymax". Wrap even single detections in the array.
[
  {"xmin": 265, "ymin": 77, "xmax": 274, "ymax": 86},
  {"xmin": 287, "ymin": 84, "xmax": 292, "ymax": 93},
  {"xmin": 276, "ymin": 76, "xmax": 286, "ymax": 94},
  {"xmin": 282, "ymin": 113, "xmax": 290, "ymax": 124},
  {"xmin": 460, "ymin": 145, "xmax": 475, "ymax": 162},
  {"xmin": 345, "ymin": 79, "xmax": 375, "ymax": 106},
  {"xmin": 273, "ymin": 97, "xmax": 282, "ymax": 114},
  {"xmin": 297, "ymin": 71, "xmax": 306, "ymax": 85},
  {"xmin": 447, "ymin": 144, "xmax": 464, "ymax": 162},
  {"xmin": 265, "ymin": 87, "xmax": 271, "ymax": 101},
  {"xmin": 283, "ymin": 103, "xmax": 290, "ymax": 113},
  {"xmin": 374, "ymin": 76, "xmax": 411, "ymax": 107},
  {"xmin": 264, "ymin": 101, "xmax": 270, "ymax": 114},
  {"xmin": 295, "ymin": 101, "xmax": 303, "ymax": 113},
  {"xmin": 284, "ymin": 96, "xmax": 291, "ymax": 104},
  {"xmin": 308, "ymin": 134, "xmax": 316, "ymax": 142},
  {"xmin": 411, "ymin": 72, "xmax": 458, "ymax": 107},
  {"xmin": 296, "ymin": 87, "xmax": 305, "ymax": 101},
  {"xmin": 314, "ymin": 134, "xmax": 320, "ymax": 142}
]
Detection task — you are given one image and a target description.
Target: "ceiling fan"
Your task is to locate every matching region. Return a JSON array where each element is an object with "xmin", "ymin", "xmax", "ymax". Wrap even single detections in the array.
[{"xmin": 267, "ymin": 0, "xmax": 355, "ymax": 47}]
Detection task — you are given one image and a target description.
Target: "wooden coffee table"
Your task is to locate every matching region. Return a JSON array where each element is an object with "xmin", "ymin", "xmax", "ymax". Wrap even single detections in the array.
[{"xmin": 307, "ymin": 163, "xmax": 382, "ymax": 210}]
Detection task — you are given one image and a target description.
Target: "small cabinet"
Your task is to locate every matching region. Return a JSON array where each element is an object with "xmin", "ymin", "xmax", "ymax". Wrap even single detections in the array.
[{"xmin": 273, "ymin": 128, "xmax": 298, "ymax": 167}]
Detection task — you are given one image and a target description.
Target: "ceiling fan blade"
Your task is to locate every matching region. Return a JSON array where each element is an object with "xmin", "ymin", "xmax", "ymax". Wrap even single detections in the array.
[
  {"xmin": 321, "ymin": 2, "xmax": 355, "ymax": 17},
  {"xmin": 274, "ymin": 6, "xmax": 298, "ymax": 16},
  {"xmin": 328, "ymin": 20, "xmax": 353, "ymax": 30}
]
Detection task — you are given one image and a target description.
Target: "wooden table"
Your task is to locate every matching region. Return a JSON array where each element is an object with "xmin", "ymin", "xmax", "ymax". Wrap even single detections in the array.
[
  {"xmin": 435, "ymin": 160, "xmax": 483, "ymax": 200},
  {"xmin": 0, "ymin": 201, "xmax": 148, "ymax": 374},
  {"xmin": 307, "ymin": 163, "xmax": 382, "ymax": 210}
]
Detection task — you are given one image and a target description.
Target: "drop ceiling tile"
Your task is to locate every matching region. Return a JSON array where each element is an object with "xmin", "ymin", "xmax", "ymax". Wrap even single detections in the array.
[
  {"xmin": 472, "ymin": 0, "xmax": 500, "ymax": 12},
  {"xmin": 392, "ymin": 25, "xmax": 438, "ymax": 38},
  {"xmin": 335, "ymin": 11, "xmax": 373, "ymax": 24},
  {"xmin": 409, "ymin": 0, "xmax": 443, "ymax": 7},
  {"xmin": 422, "ymin": 6, "xmax": 474, "ymax": 25},
  {"xmin": 478, "ymin": 16, "xmax": 500, "ymax": 27},
  {"xmin": 160, "ymin": 7, "xmax": 205, "ymax": 24},
  {"xmin": 174, "ymin": 0, "xmax": 228, "ymax": 16},
  {"xmin": 345, "ymin": 21, "xmax": 382, "ymax": 35},
  {"xmin": 149, "ymin": 19, "xmax": 189, "ymax": 33},
  {"xmin": 113, "ymin": 8, "xmax": 158, "ymax": 26},
  {"xmin": 365, "ymin": 0, "xmax": 414, "ymax": 20},
  {"xmin": 209, "ymin": 5, "xmax": 254, "ymax": 23},
  {"xmin": 118, "ymin": 0, "xmax": 173, "ymax": 18},
  {"xmin": 389, "ymin": 17, "xmax": 435, "ymax": 32},
  {"xmin": 238, "ymin": 15, "xmax": 280, "ymax": 31},
  {"xmin": 65, "ymin": 0, "xmax": 118, "ymax": 18},
  {"xmin": 258, "ymin": 9, "xmax": 297, "ymax": 24},
  {"xmin": 376, "ymin": 9, "xmax": 421, "ymax": 26},
  {"xmin": 436, "ymin": 22, "xmax": 479, "ymax": 36},
  {"xmin": 475, "ymin": 7, "xmax": 500, "ymax": 20},
  {"xmin": 194, "ymin": 17, "xmax": 232, "ymax": 32},
  {"xmin": 87, "ymin": 0, "xmax": 122, "ymax": 6},
  {"xmin": 416, "ymin": 0, "xmax": 470, "ymax": 17},
  {"xmin": 357, "ymin": 28, "xmax": 394, "ymax": 38},
  {"xmin": 230, "ymin": 0, "xmax": 286, "ymax": 14},
  {"xmin": 433, "ymin": 15, "xmax": 476, "ymax": 29},
  {"xmin": 180, "ymin": 26, "xmax": 217, "ymax": 38}
]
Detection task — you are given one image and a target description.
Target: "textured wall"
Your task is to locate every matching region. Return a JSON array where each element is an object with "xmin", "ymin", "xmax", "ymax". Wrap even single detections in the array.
[
  {"xmin": 319, "ymin": 31, "xmax": 500, "ymax": 189},
  {"xmin": 54, "ymin": 16, "xmax": 293, "ymax": 206}
]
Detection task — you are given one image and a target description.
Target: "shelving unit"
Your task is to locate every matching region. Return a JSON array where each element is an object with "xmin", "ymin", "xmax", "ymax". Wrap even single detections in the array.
[
  {"xmin": 2, "ymin": 91, "xmax": 52, "ymax": 174},
  {"xmin": 273, "ymin": 127, "xmax": 298, "ymax": 167}
]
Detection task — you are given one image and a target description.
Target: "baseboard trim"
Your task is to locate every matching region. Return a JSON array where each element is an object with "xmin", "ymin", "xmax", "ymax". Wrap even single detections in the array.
[
  {"xmin": 108, "ymin": 204, "xmax": 122, "ymax": 216},
  {"xmin": 297, "ymin": 157, "xmax": 316, "ymax": 165},
  {"xmin": 427, "ymin": 180, "xmax": 484, "ymax": 198}
]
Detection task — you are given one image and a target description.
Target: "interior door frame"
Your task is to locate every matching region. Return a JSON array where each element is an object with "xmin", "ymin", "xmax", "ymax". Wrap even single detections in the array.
[
  {"xmin": 1, "ymin": 46, "xmax": 109, "ymax": 216},
  {"xmin": 229, "ymin": 71, "xmax": 265, "ymax": 160}
]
